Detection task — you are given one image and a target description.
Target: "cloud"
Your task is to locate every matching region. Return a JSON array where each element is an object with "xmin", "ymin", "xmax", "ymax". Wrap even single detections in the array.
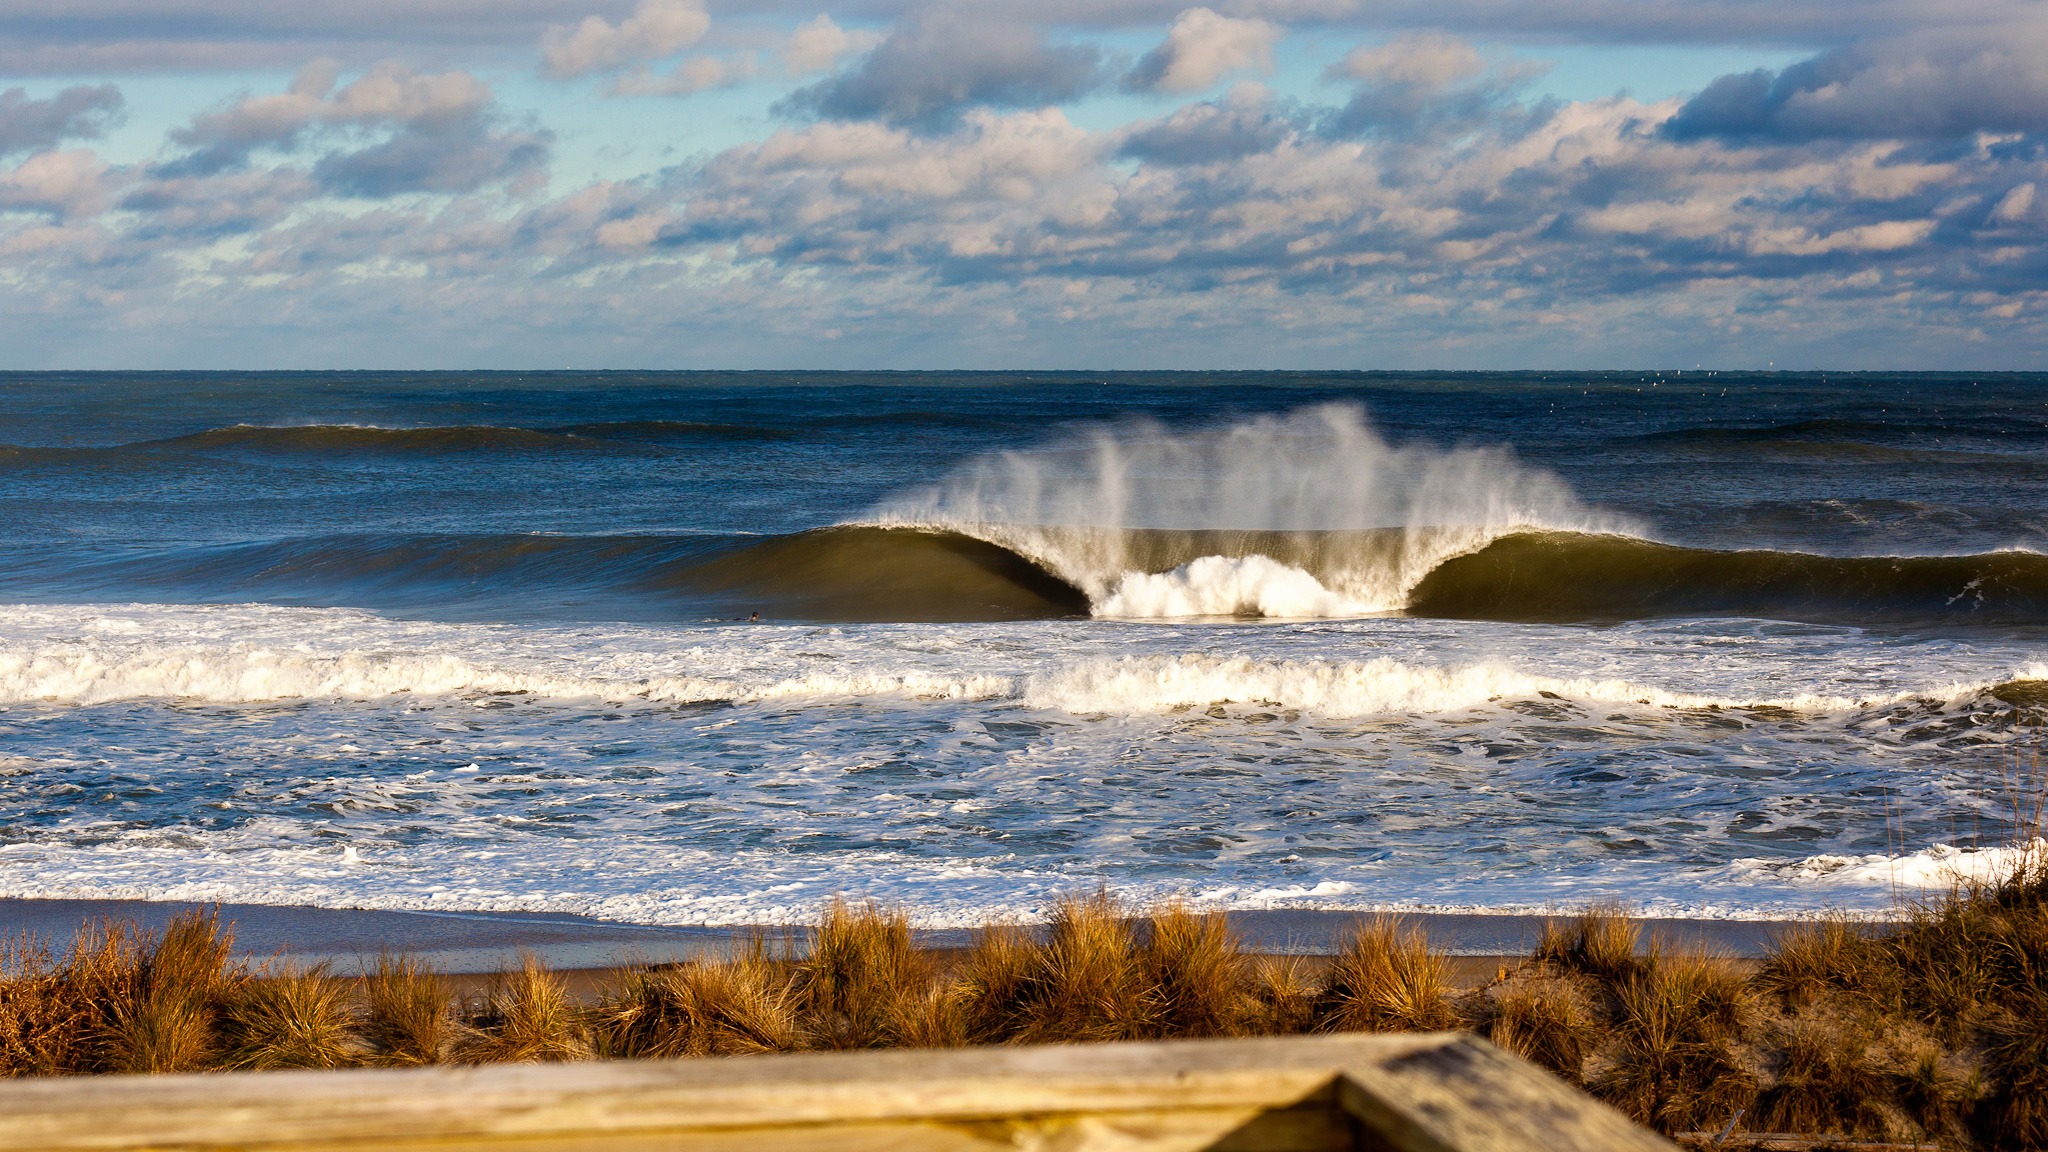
[
  {"xmin": 1320, "ymin": 32, "xmax": 1550, "ymax": 139},
  {"xmin": 1118, "ymin": 84, "xmax": 1291, "ymax": 164},
  {"xmin": 782, "ymin": 15, "xmax": 884, "ymax": 76},
  {"xmin": 541, "ymin": 0, "xmax": 710, "ymax": 78},
  {"xmin": 0, "ymin": 149, "xmax": 112, "ymax": 216},
  {"xmin": 1124, "ymin": 7, "xmax": 1279, "ymax": 94},
  {"xmin": 1665, "ymin": 18, "xmax": 2048, "ymax": 140},
  {"xmin": 609, "ymin": 53, "xmax": 763, "ymax": 96},
  {"xmin": 601, "ymin": 14, "xmax": 886, "ymax": 97},
  {"xmin": 5, "ymin": 3, "xmax": 2048, "ymax": 367},
  {"xmin": 777, "ymin": 11, "xmax": 1107, "ymax": 129},
  {"xmin": 161, "ymin": 61, "xmax": 549, "ymax": 196},
  {"xmin": 0, "ymin": 85, "xmax": 124, "ymax": 158}
]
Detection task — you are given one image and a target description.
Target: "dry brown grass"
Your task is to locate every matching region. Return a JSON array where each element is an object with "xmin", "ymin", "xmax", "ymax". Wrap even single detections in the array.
[
  {"xmin": 593, "ymin": 941, "xmax": 800, "ymax": 1059},
  {"xmin": 1318, "ymin": 916, "xmax": 1456, "ymax": 1034},
  {"xmin": 1486, "ymin": 978, "xmax": 1596, "ymax": 1082},
  {"xmin": 1755, "ymin": 915, "xmax": 1868, "ymax": 1011},
  {"xmin": 218, "ymin": 965, "xmax": 354, "ymax": 1070},
  {"xmin": 459, "ymin": 952, "xmax": 588, "ymax": 1064},
  {"xmin": 953, "ymin": 922, "xmax": 1037, "ymax": 1043},
  {"xmin": 1012, "ymin": 891, "xmax": 1150, "ymax": 1044},
  {"xmin": 360, "ymin": 953, "xmax": 454, "ymax": 1066},
  {"xmin": 1141, "ymin": 902, "xmax": 1248, "ymax": 1038},
  {"xmin": 1595, "ymin": 949, "xmax": 1756, "ymax": 1135},
  {"xmin": 1245, "ymin": 955, "xmax": 1320, "ymax": 1036},
  {"xmin": 1536, "ymin": 903, "xmax": 1643, "ymax": 988},
  {"xmin": 796, "ymin": 899, "xmax": 928, "ymax": 1049},
  {"xmin": 107, "ymin": 910, "xmax": 239, "ymax": 1074}
]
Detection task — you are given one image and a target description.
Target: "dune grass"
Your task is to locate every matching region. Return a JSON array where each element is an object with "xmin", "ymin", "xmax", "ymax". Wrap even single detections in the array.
[{"xmin": 4, "ymin": 866, "xmax": 2048, "ymax": 1149}]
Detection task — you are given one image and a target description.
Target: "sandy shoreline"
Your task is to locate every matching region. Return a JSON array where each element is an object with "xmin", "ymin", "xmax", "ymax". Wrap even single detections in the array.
[{"xmin": 0, "ymin": 897, "xmax": 1815, "ymax": 973}]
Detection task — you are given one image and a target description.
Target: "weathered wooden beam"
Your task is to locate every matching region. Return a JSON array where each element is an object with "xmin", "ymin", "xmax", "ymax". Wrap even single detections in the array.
[{"xmin": 0, "ymin": 1033, "xmax": 1676, "ymax": 1152}]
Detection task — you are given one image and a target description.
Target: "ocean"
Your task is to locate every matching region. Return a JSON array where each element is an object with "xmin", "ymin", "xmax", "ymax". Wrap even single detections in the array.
[{"xmin": 1, "ymin": 370, "xmax": 2043, "ymax": 926}]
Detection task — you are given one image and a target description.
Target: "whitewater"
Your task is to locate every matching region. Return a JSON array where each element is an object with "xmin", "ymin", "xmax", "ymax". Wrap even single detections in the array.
[{"xmin": 2, "ymin": 372, "xmax": 2046, "ymax": 926}]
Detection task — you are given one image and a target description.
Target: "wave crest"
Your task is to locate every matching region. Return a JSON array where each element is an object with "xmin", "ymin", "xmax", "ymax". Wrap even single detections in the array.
[{"xmin": 867, "ymin": 403, "xmax": 1632, "ymax": 615}]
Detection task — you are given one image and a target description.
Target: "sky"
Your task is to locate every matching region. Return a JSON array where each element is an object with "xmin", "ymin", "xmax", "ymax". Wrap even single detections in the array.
[{"xmin": 0, "ymin": 1, "xmax": 2044, "ymax": 369}]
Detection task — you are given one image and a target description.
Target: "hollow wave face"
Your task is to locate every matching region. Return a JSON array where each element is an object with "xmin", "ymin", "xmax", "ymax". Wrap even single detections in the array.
[{"xmin": 866, "ymin": 403, "xmax": 1630, "ymax": 618}]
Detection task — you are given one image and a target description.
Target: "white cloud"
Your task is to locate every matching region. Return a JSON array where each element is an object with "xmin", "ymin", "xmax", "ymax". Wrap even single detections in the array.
[
  {"xmin": 0, "ymin": 149, "xmax": 112, "ymax": 216},
  {"xmin": 542, "ymin": 0, "xmax": 710, "ymax": 79},
  {"xmin": 1125, "ymin": 7, "xmax": 1280, "ymax": 94},
  {"xmin": 1992, "ymin": 182, "xmax": 2037, "ymax": 222},
  {"xmin": 1332, "ymin": 31, "xmax": 1485, "ymax": 88},
  {"xmin": 783, "ymin": 15, "xmax": 884, "ymax": 77}
]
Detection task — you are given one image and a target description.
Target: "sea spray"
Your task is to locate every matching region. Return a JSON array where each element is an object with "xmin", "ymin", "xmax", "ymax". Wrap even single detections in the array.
[{"xmin": 865, "ymin": 403, "xmax": 1636, "ymax": 615}]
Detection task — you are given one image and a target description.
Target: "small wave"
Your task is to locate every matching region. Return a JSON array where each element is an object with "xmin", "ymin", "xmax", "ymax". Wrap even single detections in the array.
[
  {"xmin": 3, "ymin": 634, "xmax": 1939, "ymax": 716},
  {"xmin": 540, "ymin": 420, "xmax": 794, "ymax": 442},
  {"xmin": 1626, "ymin": 417, "xmax": 2048, "ymax": 447},
  {"xmin": 133, "ymin": 424, "xmax": 613, "ymax": 454},
  {"xmin": 1408, "ymin": 531, "xmax": 2048, "ymax": 623},
  {"xmin": 1021, "ymin": 653, "xmax": 1896, "ymax": 716},
  {"xmin": 0, "ymin": 643, "xmax": 1015, "ymax": 707},
  {"xmin": 1724, "ymin": 840, "xmax": 2048, "ymax": 891}
]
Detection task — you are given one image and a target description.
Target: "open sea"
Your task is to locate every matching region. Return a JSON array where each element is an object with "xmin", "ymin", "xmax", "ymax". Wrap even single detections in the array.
[{"xmin": 2, "ymin": 370, "xmax": 2044, "ymax": 925}]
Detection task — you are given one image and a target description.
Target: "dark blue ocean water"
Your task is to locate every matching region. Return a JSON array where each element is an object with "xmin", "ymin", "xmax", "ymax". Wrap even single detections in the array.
[{"xmin": 0, "ymin": 370, "xmax": 2043, "ymax": 923}]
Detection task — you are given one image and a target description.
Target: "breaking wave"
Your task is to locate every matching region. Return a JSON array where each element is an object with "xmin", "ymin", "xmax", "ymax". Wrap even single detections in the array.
[{"xmin": 0, "ymin": 636, "xmax": 1985, "ymax": 714}]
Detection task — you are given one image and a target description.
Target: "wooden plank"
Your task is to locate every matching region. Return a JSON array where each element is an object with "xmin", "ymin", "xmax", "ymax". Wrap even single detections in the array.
[
  {"xmin": 0, "ymin": 1033, "xmax": 1670, "ymax": 1152},
  {"xmin": 1337, "ymin": 1033, "xmax": 1677, "ymax": 1152}
]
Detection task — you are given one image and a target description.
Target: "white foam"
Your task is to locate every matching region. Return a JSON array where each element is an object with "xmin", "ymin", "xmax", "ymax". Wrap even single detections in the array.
[
  {"xmin": 1096, "ymin": 555, "xmax": 1370, "ymax": 618},
  {"xmin": 1022, "ymin": 653, "xmax": 1896, "ymax": 716},
  {"xmin": 0, "ymin": 643, "xmax": 1015, "ymax": 707},
  {"xmin": 1726, "ymin": 840, "xmax": 2048, "ymax": 891},
  {"xmin": 0, "ymin": 614, "xmax": 1916, "ymax": 717}
]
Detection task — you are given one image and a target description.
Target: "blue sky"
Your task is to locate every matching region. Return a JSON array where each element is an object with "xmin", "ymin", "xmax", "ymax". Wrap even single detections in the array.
[{"xmin": 0, "ymin": 1, "xmax": 2042, "ymax": 369}]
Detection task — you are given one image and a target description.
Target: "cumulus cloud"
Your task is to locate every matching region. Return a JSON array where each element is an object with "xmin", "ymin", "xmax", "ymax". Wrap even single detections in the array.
[
  {"xmin": 777, "ymin": 11, "xmax": 1107, "ymax": 129},
  {"xmin": 782, "ymin": 15, "xmax": 884, "ymax": 76},
  {"xmin": 541, "ymin": 0, "xmax": 710, "ymax": 79},
  {"xmin": 161, "ymin": 61, "xmax": 549, "ymax": 197},
  {"xmin": 0, "ymin": 149, "xmax": 112, "ymax": 216},
  {"xmin": 1124, "ymin": 7, "xmax": 1279, "ymax": 94},
  {"xmin": 1118, "ymin": 84, "xmax": 1292, "ymax": 164},
  {"xmin": 1665, "ymin": 18, "xmax": 2048, "ymax": 140},
  {"xmin": 1320, "ymin": 32, "xmax": 1550, "ymax": 139},
  {"xmin": 0, "ymin": 85, "xmax": 124, "ymax": 158}
]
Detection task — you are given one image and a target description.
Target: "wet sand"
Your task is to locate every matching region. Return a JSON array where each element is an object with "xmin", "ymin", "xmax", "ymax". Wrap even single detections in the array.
[{"xmin": 0, "ymin": 897, "xmax": 1815, "ymax": 976}]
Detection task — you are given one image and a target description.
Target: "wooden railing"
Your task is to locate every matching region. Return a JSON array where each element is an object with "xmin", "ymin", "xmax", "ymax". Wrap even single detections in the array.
[{"xmin": 0, "ymin": 1032, "xmax": 1676, "ymax": 1152}]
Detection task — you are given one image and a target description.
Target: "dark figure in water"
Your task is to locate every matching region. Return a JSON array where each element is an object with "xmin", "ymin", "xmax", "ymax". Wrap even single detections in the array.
[{"xmin": 749, "ymin": 611, "xmax": 759, "ymax": 622}]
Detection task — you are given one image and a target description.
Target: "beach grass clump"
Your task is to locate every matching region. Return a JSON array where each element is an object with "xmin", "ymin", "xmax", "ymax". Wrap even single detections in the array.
[
  {"xmin": 1012, "ymin": 891, "xmax": 1151, "ymax": 1044},
  {"xmin": 953, "ymin": 922, "xmax": 1038, "ymax": 1044},
  {"xmin": 1749, "ymin": 1021, "xmax": 1884, "ymax": 1136},
  {"xmin": 1536, "ymin": 903, "xmax": 1643, "ymax": 988},
  {"xmin": 459, "ymin": 953, "xmax": 588, "ymax": 1064},
  {"xmin": 107, "ymin": 910, "xmax": 240, "ymax": 1074},
  {"xmin": 218, "ymin": 965, "xmax": 354, "ymax": 1070},
  {"xmin": 1140, "ymin": 902, "xmax": 1248, "ymax": 1038},
  {"xmin": 1485, "ymin": 979, "xmax": 1596, "ymax": 1082},
  {"xmin": 1245, "ymin": 955, "xmax": 1319, "ymax": 1036},
  {"xmin": 796, "ymin": 899, "xmax": 928, "ymax": 1049},
  {"xmin": 593, "ymin": 941, "xmax": 800, "ymax": 1059},
  {"xmin": 1318, "ymin": 916, "xmax": 1456, "ymax": 1034},
  {"xmin": 1754, "ymin": 915, "xmax": 1870, "ymax": 1011},
  {"xmin": 0, "ymin": 928, "xmax": 112, "ymax": 1077},
  {"xmin": 1594, "ymin": 949, "xmax": 1756, "ymax": 1135},
  {"xmin": 360, "ymin": 953, "xmax": 454, "ymax": 1066}
]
